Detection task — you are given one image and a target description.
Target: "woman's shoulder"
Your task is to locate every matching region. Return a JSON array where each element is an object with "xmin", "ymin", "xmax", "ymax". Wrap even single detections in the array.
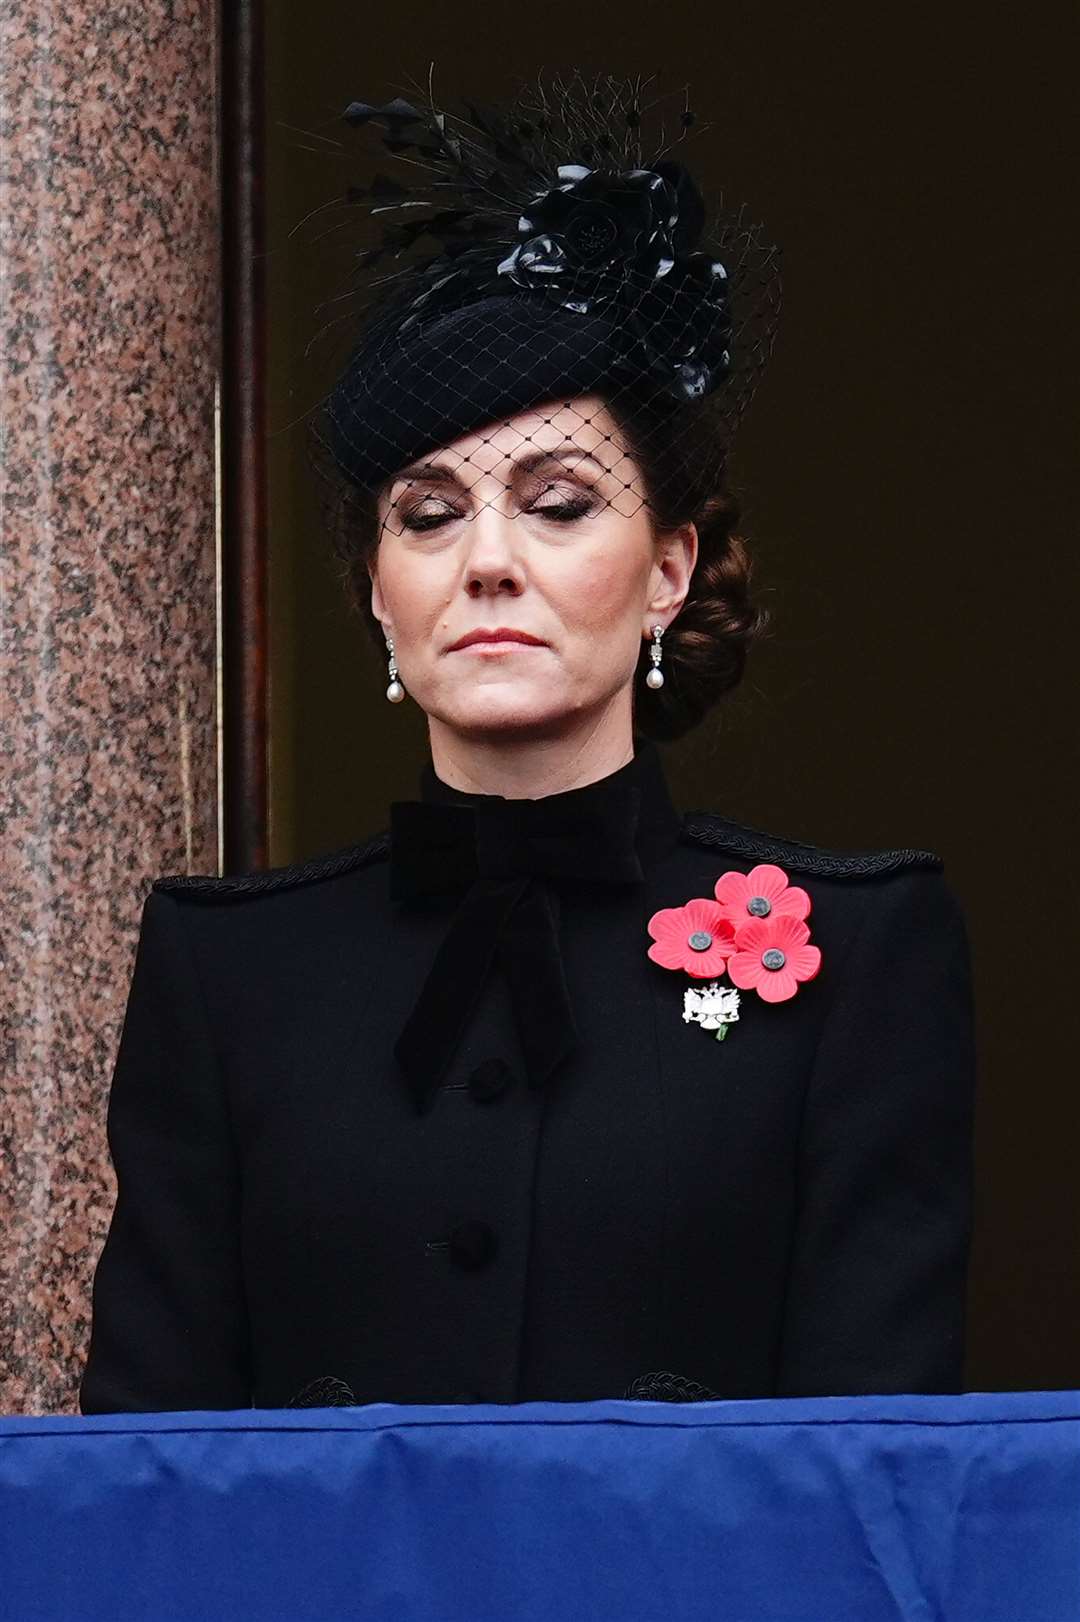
[
  {"xmin": 676, "ymin": 808, "xmax": 944, "ymax": 881},
  {"xmin": 149, "ymin": 828, "xmax": 391, "ymax": 904},
  {"xmin": 675, "ymin": 811, "xmax": 967, "ymax": 967}
]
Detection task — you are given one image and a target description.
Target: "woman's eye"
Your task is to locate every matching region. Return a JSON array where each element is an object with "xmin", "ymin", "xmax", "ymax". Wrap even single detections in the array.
[
  {"xmin": 401, "ymin": 504, "xmax": 459, "ymax": 532},
  {"xmin": 399, "ymin": 491, "xmax": 595, "ymax": 531},
  {"xmin": 532, "ymin": 494, "xmax": 595, "ymax": 522}
]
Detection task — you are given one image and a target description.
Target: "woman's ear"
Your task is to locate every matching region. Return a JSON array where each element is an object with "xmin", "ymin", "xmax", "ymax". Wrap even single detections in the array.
[
  {"xmin": 368, "ymin": 558, "xmax": 386, "ymax": 626},
  {"xmin": 646, "ymin": 521, "xmax": 698, "ymax": 624}
]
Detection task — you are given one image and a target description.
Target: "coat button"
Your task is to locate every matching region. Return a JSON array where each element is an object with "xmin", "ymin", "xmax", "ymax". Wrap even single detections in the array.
[
  {"xmin": 448, "ymin": 1219, "xmax": 498, "ymax": 1270},
  {"xmin": 467, "ymin": 1057, "xmax": 512, "ymax": 1103}
]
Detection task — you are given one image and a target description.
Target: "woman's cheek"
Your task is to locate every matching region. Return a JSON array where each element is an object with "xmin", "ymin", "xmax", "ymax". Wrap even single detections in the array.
[
  {"xmin": 384, "ymin": 559, "xmax": 448, "ymax": 651},
  {"xmin": 558, "ymin": 549, "xmax": 645, "ymax": 638}
]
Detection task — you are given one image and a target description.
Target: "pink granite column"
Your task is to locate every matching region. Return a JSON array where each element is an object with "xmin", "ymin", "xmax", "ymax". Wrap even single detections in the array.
[{"xmin": 1, "ymin": 2, "xmax": 221, "ymax": 1412}]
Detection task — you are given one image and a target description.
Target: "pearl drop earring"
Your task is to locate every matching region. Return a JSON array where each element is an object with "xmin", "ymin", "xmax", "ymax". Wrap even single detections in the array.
[
  {"xmin": 645, "ymin": 623, "xmax": 665, "ymax": 689},
  {"xmin": 385, "ymin": 634, "xmax": 405, "ymax": 703}
]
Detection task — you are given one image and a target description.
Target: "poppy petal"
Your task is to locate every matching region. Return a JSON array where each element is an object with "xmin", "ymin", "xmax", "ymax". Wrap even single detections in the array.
[
  {"xmin": 756, "ymin": 967, "xmax": 799, "ymax": 1002},
  {"xmin": 732, "ymin": 919, "xmax": 773, "ymax": 954},
  {"xmin": 686, "ymin": 945, "xmax": 732, "ymax": 979},
  {"xmin": 647, "ymin": 938, "xmax": 690, "ymax": 970},
  {"xmin": 647, "ymin": 905, "xmax": 687, "ymax": 940},
  {"xmin": 773, "ymin": 914, "xmax": 811, "ymax": 949},
  {"xmin": 792, "ymin": 944, "xmax": 822, "ymax": 980},
  {"xmin": 653, "ymin": 910, "xmax": 695, "ymax": 945},
  {"xmin": 726, "ymin": 951, "xmax": 763, "ymax": 991},
  {"xmin": 713, "ymin": 870, "xmax": 750, "ymax": 906},
  {"xmin": 746, "ymin": 863, "xmax": 790, "ymax": 901},
  {"xmin": 683, "ymin": 897, "xmax": 728, "ymax": 932},
  {"xmin": 773, "ymin": 883, "xmax": 811, "ymax": 920}
]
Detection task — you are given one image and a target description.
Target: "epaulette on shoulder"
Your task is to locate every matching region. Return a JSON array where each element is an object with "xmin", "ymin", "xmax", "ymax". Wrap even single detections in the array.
[
  {"xmin": 151, "ymin": 829, "xmax": 390, "ymax": 900},
  {"xmin": 679, "ymin": 811, "xmax": 943, "ymax": 879}
]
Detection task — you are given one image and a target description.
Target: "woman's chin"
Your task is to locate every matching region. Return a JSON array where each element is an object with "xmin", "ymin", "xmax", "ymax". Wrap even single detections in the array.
[{"xmin": 434, "ymin": 687, "xmax": 582, "ymax": 737}]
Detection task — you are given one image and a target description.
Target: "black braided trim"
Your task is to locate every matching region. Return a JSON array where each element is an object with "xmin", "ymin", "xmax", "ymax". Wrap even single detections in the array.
[
  {"xmin": 622, "ymin": 1370, "xmax": 721, "ymax": 1402},
  {"xmin": 286, "ymin": 1375, "xmax": 359, "ymax": 1408},
  {"xmin": 151, "ymin": 830, "xmax": 391, "ymax": 899},
  {"xmin": 679, "ymin": 812, "xmax": 943, "ymax": 878}
]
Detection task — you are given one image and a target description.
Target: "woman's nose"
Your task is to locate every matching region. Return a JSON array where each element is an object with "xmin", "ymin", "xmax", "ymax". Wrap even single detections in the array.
[{"xmin": 462, "ymin": 503, "xmax": 525, "ymax": 592}]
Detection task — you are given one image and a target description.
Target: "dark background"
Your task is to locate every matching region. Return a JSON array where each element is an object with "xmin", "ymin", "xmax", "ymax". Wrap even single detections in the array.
[{"xmin": 262, "ymin": 5, "xmax": 1078, "ymax": 1392}]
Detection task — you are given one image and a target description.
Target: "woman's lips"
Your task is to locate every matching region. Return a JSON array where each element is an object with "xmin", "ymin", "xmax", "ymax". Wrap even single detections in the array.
[
  {"xmin": 448, "ymin": 631, "xmax": 548, "ymax": 652},
  {"xmin": 454, "ymin": 639, "xmax": 545, "ymax": 651}
]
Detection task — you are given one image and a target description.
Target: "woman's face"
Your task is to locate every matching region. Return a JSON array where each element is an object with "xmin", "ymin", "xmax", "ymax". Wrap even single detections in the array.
[{"xmin": 368, "ymin": 395, "xmax": 697, "ymax": 743}]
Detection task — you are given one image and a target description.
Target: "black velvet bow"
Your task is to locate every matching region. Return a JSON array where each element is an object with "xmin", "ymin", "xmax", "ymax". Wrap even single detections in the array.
[{"xmin": 389, "ymin": 783, "xmax": 646, "ymax": 1115}]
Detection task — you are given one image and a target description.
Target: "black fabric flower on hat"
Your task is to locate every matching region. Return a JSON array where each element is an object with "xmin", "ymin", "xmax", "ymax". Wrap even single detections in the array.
[
  {"xmin": 494, "ymin": 157, "xmax": 732, "ymax": 402},
  {"xmin": 497, "ymin": 158, "xmax": 698, "ymax": 288},
  {"xmin": 625, "ymin": 252, "xmax": 733, "ymax": 402}
]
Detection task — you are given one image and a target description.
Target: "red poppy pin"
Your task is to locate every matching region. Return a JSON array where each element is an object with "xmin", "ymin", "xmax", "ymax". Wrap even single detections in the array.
[{"xmin": 646, "ymin": 863, "xmax": 822, "ymax": 1040}]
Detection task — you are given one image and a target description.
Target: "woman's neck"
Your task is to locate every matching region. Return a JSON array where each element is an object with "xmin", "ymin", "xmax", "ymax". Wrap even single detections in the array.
[{"xmin": 426, "ymin": 712, "xmax": 638, "ymax": 800}]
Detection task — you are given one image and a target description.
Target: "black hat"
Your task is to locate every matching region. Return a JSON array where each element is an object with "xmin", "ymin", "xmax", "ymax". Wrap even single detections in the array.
[{"xmin": 301, "ymin": 68, "xmax": 782, "ymax": 517}]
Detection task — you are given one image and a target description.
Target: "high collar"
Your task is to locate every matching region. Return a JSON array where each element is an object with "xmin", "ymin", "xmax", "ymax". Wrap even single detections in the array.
[
  {"xmin": 417, "ymin": 734, "xmax": 684, "ymax": 874},
  {"xmin": 393, "ymin": 734, "xmax": 683, "ymax": 1112}
]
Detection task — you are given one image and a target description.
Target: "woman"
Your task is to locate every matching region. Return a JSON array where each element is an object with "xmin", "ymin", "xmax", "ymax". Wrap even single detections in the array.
[{"xmin": 79, "ymin": 72, "xmax": 975, "ymax": 1414}]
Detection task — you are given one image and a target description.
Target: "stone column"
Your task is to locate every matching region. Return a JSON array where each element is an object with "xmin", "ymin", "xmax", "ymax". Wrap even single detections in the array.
[{"xmin": 1, "ymin": 0, "xmax": 221, "ymax": 1412}]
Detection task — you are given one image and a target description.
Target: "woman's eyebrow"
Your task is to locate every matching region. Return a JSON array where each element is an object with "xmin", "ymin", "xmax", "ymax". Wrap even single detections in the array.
[{"xmin": 392, "ymin": 445, "xmax": 609, "ymax": 486}]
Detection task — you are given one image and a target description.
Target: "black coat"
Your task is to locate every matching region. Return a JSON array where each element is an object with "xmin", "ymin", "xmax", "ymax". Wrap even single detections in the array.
[{"xmin": 79, "ymin": 740, "xmax": 976, "ymax": 1414}]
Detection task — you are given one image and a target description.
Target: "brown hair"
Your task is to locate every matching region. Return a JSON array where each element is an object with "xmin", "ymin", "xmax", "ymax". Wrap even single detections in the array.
[{"xmin": 310, "ymin": 389, "xmax": 771, "ymax": 743}]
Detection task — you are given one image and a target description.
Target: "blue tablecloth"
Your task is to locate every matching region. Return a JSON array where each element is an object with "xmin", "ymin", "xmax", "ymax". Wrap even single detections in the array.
[{"xmin": 1, "ymin": 1390, "xmax": 1077, "ymax": 1621}]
